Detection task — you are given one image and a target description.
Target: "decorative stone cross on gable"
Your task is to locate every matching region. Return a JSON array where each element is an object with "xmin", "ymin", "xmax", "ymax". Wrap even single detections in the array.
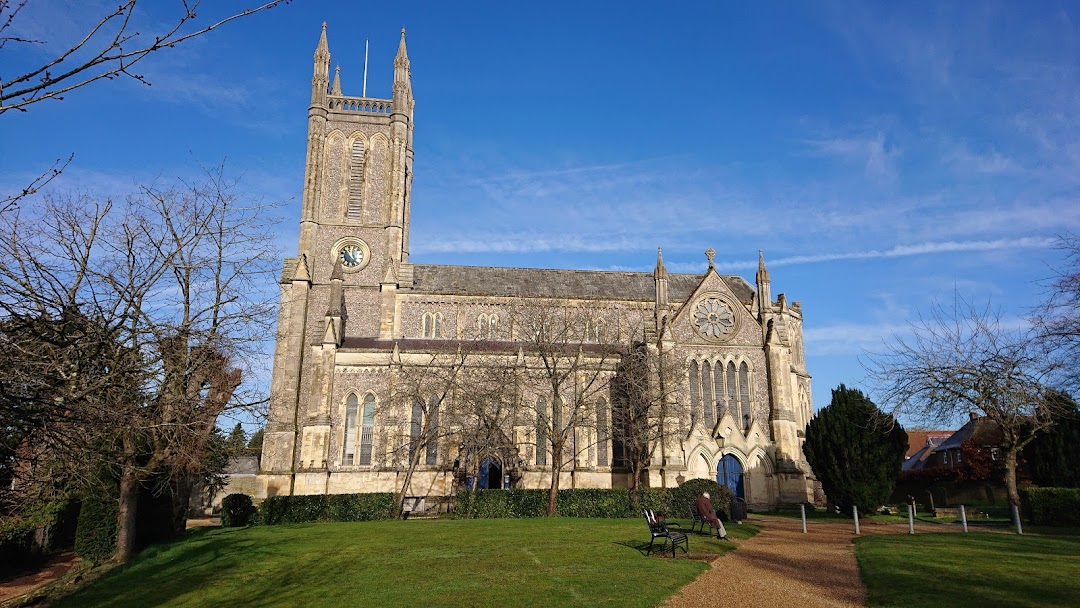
[{"xmin": 705, "ymin": 247, "xmax": 716, "ymax": 270}]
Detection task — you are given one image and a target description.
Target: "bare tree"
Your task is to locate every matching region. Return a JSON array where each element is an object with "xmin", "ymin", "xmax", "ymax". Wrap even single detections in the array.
[
  {"xmin": 388, "ymin": 349, "xmax": 470, "ymax": 518},
  {"xmin": 1036, "ymin": 232, "xmax": 1080, "ymax": 393},
  {"xmin": 0, "ymin": 163, "xmax": 279, "ymax": 561},
  {"xmin": 511, "ymin": 301, "xmax": 618, "ymax": 516},
  {"xmin": 610, "ymin": 317, "xmax": 689, "ymax": 500},
  {"xmin": 866, "ymin": 295, "xmax": 1066, "ymax": 507},
  {"xmin": 0, "ymin": 0, "xmax": 291, "ymax": 210}
]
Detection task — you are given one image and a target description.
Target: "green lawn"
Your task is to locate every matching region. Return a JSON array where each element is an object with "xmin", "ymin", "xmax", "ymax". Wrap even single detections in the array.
[
  {"xmin": 856, "ymin": 533, "xmax": 1080, "ymax": 608},
  {"xmin": 55, "ymin": 518, "xmax": 756, "ymax": 608}
]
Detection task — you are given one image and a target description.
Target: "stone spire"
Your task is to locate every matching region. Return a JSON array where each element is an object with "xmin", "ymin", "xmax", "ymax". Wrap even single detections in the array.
[
  {"xmin": 392, "ymin": 28, "xmax": 412, "ymax": 109},
  {"xmin": 311, "ymin": 22, "xmax": 331, "ymax": 106},
  {"xmin": 653, "ymin": 247, "xmax": 668, "ymax": 315},
  {"xmin": 756, "ymin": 249, "xmax": 772, "ymax": 318},
  {"xmin": 331, "ymin": 66, "xmax": 342, "ymax": 96},
  {"xmin": 324, "ymin": 257, "xmax": 345, "ymax": 345},
  {"xmin": 653, "ymin": 247, "xmax": 668, "ymax": 280}
]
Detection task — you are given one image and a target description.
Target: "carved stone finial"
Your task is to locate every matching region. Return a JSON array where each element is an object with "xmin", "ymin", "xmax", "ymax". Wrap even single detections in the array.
[{"xmin": 705, "ymin": 247, "xmax": 716, "ymax": 269}]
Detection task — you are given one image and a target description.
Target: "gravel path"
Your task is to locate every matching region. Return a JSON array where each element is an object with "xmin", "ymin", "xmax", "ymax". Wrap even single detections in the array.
[{"xmin": 662, "ymin": 515, "xmax": 914, "ymax": 608}]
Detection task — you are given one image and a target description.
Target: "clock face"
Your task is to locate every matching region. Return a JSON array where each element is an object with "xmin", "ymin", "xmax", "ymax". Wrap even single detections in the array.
[
  {"xmin": 340, "ymin": 244, "xmax": 364, "ymax": 268},
  {"xmin": 693, "ymin": 297, "xmax": 736, "ymax": 340}
]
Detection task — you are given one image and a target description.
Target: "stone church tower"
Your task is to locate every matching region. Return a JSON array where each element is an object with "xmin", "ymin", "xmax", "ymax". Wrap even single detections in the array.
[{"xmin": 258, "ymin": 25, "xmax": 816, "ymax": 508}]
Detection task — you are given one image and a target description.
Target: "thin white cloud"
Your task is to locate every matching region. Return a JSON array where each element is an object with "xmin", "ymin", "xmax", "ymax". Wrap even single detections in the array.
[
  {"xmin": 803, "ymin": 132, "xmax": 900, "ymax": 180},
  {"xmin": 706, "ymin": 237, "xmax": 1057, "ymax": 272}
]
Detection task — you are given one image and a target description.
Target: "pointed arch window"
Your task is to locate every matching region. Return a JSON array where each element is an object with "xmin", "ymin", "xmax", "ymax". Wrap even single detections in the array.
[
  {"xmin": 359, "ymin": 394, "xmax": 375, "ymax": 465},
  {"xmin": 489, "ymin": 314, "xmax": 498, "ymax": 339},
  {"xmin": 702, "ymin": 361, "xmax": 715, "ymax": 429},
  {"xmin": 535, "ymin": 397, "xmax": 548, "ymax": 466},
  {"xmin": 713, "ymin": 361, "xmax": 725, "ymax": 425},
  {"xmin": 727, "ymin": 361, "xmax": 738, "ymax": 421},
  {"xmin": 422, "ymin": 312, "xmax": 444, "ymax": 338},
  {"xmin": 342, "ymin": 394, "xmax": 358, "ymax": 465},
  {"xmin": 410, "ymin": 398, "xmax": 424, "ymax": 461},
  {"xmin": 739, "ymin": 362, "xmax": 751, "ymax": 429},
  {"xmin": 596, "ymin": 398, "xmax": 609, "ymax": 467},
  {"xmin": 425, "ymin": 395, "xmax": 439, "ymax": 465},
  {"xmin": 688, "ymin": 361, "xmax": 701, "ymax": 426}
]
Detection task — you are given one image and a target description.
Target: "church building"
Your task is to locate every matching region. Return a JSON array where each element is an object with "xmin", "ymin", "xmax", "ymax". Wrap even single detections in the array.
[{"xmin": 258, "ymin": 26, "xmax": 816, "ymax": 510}]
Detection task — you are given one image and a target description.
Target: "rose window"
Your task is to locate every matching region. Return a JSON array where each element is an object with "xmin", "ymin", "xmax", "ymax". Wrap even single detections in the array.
[{"xmin": 693, "ymin": 298, "xmax": 736, "ymax": 340}]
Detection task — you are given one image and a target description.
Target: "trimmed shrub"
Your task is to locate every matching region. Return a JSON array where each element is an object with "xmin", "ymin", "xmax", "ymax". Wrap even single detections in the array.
[
  {"xmin": 668, "ymin": 478, "xmax": 733, "ymax": 521},
  {"xmin": 220, "ymin": 494, "xmax": 256, "ymax": 527},
  {"xmin": 1020, "ymin": 487, "xmax": 1080, "ymax": 526},
  {"xmin": 256, "ymin": 493, "xmax": 394, "ymax": 525},
  {"xmin": 457, "ymin": 489, "xmax": 547, "ymax": 518},
  {"xmin": 455, "ymin": 487, "xmax": 673, "ymax": 519},
  {"xmin": 0, "ymin": 518, "xmax": 41, "ymax": 577},
  {"xmin": 74, "ymin": 491, "xmax": 118, "ymax": 561}
]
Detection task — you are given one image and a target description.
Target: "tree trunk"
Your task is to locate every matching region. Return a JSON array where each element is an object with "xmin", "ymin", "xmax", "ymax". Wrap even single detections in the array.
[
  {"xmin": 395, "ymin": 450, "xmax": 423, "ymax": 518},
  {"xmin": 547, "ymin": 442, "xmax": 561, "ymax": 516},
  {"xmin": 114, "ymin": 467, "xmax": 140, "ymax": 563},
  {"xmin": 1004, "ymin": 447, "xmax": 1021, "ymax": 507}
]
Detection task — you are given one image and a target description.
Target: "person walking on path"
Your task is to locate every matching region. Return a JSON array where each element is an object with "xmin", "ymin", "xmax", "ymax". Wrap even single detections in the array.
[{"xmin": 695, "ymin": 492, "xmax": 728, "ymax": 539}]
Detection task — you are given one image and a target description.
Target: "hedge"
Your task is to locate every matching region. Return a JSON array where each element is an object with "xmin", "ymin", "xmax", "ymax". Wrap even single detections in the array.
[
  {"xmin": 1020, "ymin": 487, "xmax": 1080, "ymax": 526},
  {"xmin": 256, "ymin": 493, "xmax": 395, "ymax": 525},
  {"xmin": 252, "ymin": 482, "xmax": 736, "ymax": 525},
  {"xmin": 0, "ymin": 518, "xmax": 40, "ymax": 576},
  {"xmin": 74, "ymin": 491, "xmax": 118, "ymax": 562},
  {"xmin": 455, "ymin": 484, "xmax": 729, "ymax": 520},
  {"xmin": 221, "ymin": 494, "xmax": 256, "ymax": 527}
]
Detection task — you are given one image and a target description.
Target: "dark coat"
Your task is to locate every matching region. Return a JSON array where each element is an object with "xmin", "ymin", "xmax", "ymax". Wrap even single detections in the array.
[{"xmin": 695, "ymin": 495, "xmax": 721, "ymax": 527}]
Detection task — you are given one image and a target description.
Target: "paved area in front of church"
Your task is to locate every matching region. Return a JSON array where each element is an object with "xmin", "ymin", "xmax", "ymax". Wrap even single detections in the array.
[{"xmin": 662, "ymin": 515, "xmax": 923, "ymax": 608}]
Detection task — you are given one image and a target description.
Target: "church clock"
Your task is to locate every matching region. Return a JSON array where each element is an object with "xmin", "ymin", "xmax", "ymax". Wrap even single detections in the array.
[{"xmin": 332, "ymin": 238, "xmax": 371, "ymax": 272}]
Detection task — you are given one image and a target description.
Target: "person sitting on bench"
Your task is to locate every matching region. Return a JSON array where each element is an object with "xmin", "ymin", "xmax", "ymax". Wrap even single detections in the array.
[{"xmin": 694, "ymin": 492, "xmax": 728, "ymax": 540}]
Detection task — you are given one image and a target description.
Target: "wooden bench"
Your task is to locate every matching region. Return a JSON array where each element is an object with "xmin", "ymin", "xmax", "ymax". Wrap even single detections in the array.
[{"xmin": 643, "ymin": 509, "xmax": 689, "ymax": 558}]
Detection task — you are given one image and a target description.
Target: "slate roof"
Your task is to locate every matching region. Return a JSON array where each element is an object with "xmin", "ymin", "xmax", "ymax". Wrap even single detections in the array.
[{"xmin": 411, "ymin": 264, "xmax": 755, "ymax": 303}]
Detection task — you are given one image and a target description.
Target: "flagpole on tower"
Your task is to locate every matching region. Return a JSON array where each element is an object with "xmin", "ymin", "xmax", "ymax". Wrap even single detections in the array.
[{"xmin": 362, "ymin": 39, "xmax": 369, "ymax": 97}]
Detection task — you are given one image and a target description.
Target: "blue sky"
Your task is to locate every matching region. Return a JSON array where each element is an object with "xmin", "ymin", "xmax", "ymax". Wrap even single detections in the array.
[{"xmin": 3, "ymin": 1, "xmax": 1079, "ymax": 422}]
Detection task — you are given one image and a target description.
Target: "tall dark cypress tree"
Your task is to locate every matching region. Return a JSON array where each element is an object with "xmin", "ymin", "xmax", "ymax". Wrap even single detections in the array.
[
  {"xmin": 1023, "ymin": 393, "xmax": 1080, "ymax": 488},
  {"xmin": 803, "ymin": 385, "xmax": 908, "ymax": 515}
]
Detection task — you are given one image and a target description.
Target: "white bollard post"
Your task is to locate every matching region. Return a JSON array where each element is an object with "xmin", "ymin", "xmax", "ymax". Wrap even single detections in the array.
[
  {"xmin": 1012, "ymin": 504, "xmax": 1024, "ymax": 535},
  {"xmin": 960, "ymin": 505, "xmax": 968, "ymax": 533},
  {"xmin": 800, "ymin": 504, "xmax": 807, "ymax": 534},
  {"xmin": 907, "ymin": 504, "xmax": 915, "ymax": 534},
  {"xmin": 853, "ymin": 505, "xmax": 861, "ymax": 535}
]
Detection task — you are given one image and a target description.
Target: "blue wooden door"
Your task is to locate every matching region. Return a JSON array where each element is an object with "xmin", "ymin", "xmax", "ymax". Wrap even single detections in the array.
[{"xmin": 716, "ymin": 454, "xmax": 745, "ymax": 500}]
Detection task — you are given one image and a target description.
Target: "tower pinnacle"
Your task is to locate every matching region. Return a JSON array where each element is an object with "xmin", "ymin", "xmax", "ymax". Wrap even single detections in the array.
[{"xmin": 331, "ymin": 66, "xmax": 342, "ymax": 95}]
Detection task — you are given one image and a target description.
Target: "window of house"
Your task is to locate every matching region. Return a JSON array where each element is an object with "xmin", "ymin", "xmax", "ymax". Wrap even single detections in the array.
[
  {"xmin": 990, "ymin": 448, "xmax": 1002, "ymax": 461},
  {"xmin": 342, "ymin": 394, "xmax": 358, "ymax": 465}
]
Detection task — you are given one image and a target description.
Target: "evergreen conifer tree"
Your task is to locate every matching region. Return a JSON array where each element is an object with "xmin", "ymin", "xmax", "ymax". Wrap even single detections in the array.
[
  {"xmin": 1023, "ymin": 393, "xmax": 1080, "ymax": 488},
  {"xmin": 803, "ymin": 385, "xmax": 908, "ymax": 515}
]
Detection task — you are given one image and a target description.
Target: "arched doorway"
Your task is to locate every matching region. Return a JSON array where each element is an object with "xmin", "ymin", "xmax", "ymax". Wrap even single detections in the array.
[
  {"xmin": 717, "ymin": 454, "xmax": 745, "ymax": 500},
  {"xmin": 477, "ymin": 456, "xmax": 504, "ymax": 489}
]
